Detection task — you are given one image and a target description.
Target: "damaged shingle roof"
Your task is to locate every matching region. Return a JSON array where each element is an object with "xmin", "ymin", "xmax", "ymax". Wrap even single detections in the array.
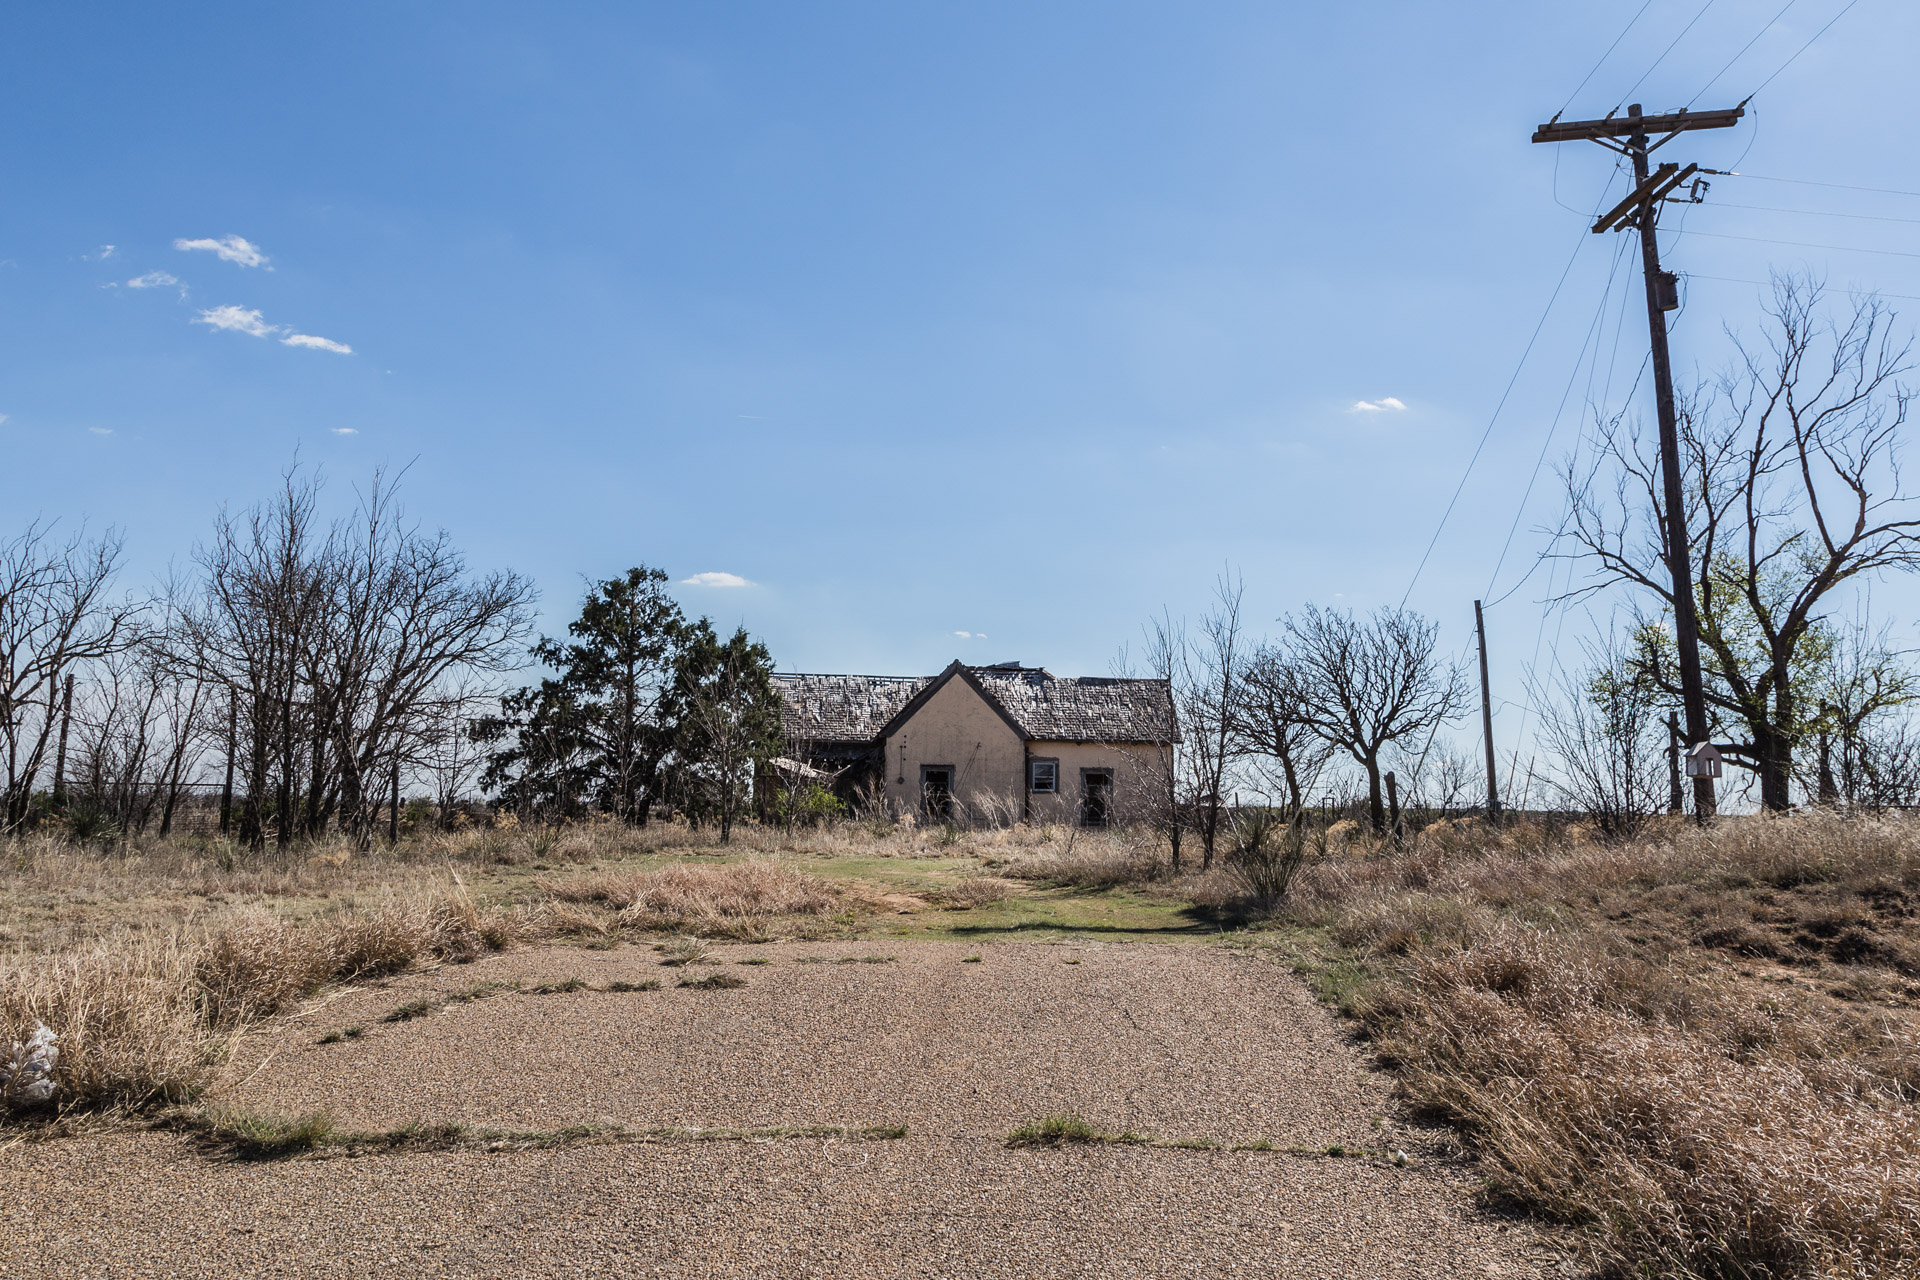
[
  {"xmin": 774, "ymin": 666, "xmax": 1175, "ymax": 744},
  {"xmin": 772, "ymin": 673, "xmax": 930, "ymax": 743}
]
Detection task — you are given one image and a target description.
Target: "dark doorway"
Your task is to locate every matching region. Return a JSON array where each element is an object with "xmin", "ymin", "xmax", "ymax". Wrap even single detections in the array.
[
  {"xmin": 921, "ymin": 767, "xmax": 954, "ymax": 821},
  {"xmin": 1081, "ymin": 770, "xmax": 1112, "ymax": 827}
]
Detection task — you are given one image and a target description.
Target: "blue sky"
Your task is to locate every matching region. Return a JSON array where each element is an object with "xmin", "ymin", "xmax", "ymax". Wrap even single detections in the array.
[{"xmin": 5, "ymin": 2, "xmax": 1918, "ymax": 774}]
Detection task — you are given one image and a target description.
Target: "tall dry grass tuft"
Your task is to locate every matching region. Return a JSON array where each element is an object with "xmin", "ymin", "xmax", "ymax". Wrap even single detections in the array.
[
  {"xmin": 2, "ymin": 884, "xmax": 540, "ymax": 1115},
  {"xmin": 1, "ymin": 935, "xmax": 211, "ymax": 1111},
  {"xmin": 1282, "ymin": 810, "xmax": 1920, "ymax": 1279},
  {"xmin": 1386, "ymin": 924, "xmax": 1920, "ymax": 1278},
  {"xmin": 541, "ymin": 861, "xmax": 841, "ymax": 938}
]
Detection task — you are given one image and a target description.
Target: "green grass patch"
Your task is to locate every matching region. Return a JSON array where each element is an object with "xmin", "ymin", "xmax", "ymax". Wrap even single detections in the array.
[
  {"xmin": 605, "ymin": 979, "xmax": 662, "ymax": 992},
  {"xmin": 527, "ymin": 976, "xmax": 588, "ymax": 995},
  {"xmin": 316, "ymin": 1026, "xmax": 364, "ymax": 1045},
  {"xmin": 678, "ymin": 972, "xmax": 747, "ymax": 990},
  {"xmin": 189, "ymin": 1107, "xmax": 336, "ymax": 1159},
  {"xmin": 1005, "ymin": 1113, "xmax": 1151, "ymax": 1149},
  {"xmin": 383, "ymin": 996, "xmax": 442, "ymax": 1023}
]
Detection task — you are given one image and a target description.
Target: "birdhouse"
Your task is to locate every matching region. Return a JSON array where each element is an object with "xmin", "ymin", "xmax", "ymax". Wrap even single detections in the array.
[{"xmin": 1685, "ymin": 742, "xmax": 1723, "ymax": 779}]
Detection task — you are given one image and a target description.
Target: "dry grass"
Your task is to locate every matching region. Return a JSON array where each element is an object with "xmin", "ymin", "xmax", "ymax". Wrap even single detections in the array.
[
  {"xmin": 1002, "ymin": 831, "xmax": 1167, "ymax": 889},
  {"xmin": 1, "ymin": 884, "xmax": 540, "ymax": 1116},
  {"xmin": 1277, "ymin": 810, "xmax": 1920, "ymax": 1279},
  {"xmin": 539, "ymin": 861, "xmax": 844, "ymax": 939}
]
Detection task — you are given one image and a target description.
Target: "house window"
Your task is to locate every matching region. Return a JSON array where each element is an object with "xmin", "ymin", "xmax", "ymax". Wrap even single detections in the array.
[
  {"xmin": 1029, "ymin": 759, "xmax": 1058, "ymax": 794},
  {"xmin": 1081, "ymin": 769, "xmax": 1114, "ymax": 827}
]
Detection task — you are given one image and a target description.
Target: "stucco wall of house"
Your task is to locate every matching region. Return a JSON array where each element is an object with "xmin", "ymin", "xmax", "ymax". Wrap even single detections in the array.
[
  {"xmin": 1023, "ymin": 741, "xmax": 1171, "ymax": 826},
  {"xmin": 882, "ymin": 677, "xmax": 1025, "ymax": 821}
]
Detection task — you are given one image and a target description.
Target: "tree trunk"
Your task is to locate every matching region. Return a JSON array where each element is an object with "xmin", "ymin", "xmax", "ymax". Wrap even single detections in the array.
[{"xmin": 1364, "ymin": 758, "xmax": 1386, "ymax": 834}]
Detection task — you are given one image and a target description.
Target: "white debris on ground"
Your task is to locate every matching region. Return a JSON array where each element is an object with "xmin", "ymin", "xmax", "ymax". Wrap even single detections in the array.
[{"xmin": 2, "ymin": 1022, "xmax": 59, "ymax": 1105}]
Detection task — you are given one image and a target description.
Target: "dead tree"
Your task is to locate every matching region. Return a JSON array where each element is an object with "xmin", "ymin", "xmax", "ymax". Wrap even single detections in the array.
[
  {"xmin": 1281, "ymin": 605, "xmax": 1466, "ymax": 835},
  {"xmin": 0, "ymin": 524, "xmax": 141, "ymax": 832},
  {"xmin": 1234, "ymin": 642, "xmax": 1334, "ymax": 821},
  {"xmin": 1564, "ymin": 277, "xmax": 1920, "ymax": 810}
]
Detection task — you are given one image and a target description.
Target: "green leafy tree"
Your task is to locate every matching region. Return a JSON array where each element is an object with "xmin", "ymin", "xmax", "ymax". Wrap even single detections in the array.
[
  {"xmin": 472, "ymin": 678, "xmax": 594, "ymax": 818},
  {"xmin": 670, "ymin": 622, "xmax": 781, "ymax": 843},
  {"xmin": 540, "ymin": 567, "xmax": 687, "ymax": 824}
]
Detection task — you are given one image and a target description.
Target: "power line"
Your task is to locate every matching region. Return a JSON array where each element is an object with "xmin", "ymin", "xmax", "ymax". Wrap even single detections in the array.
[
  {"xmin": 1400, "ymin": 165, "xmax": 1624, "ymax": 609},
  {"xmin": 1685, "ymin": 228, "xmax": 1920, "ymax": 258},
  {"xmin": 1730, "ymin": 172, "xmax": 1920, "ymax": 199},
  {"xmin": 1706, "ymin": 201, "xmax": 1920, "ymax": 225},
  {"xmin": 1618, "ymin": 0, "xmax": 1718, "ymax": 109},
  {"xmin": 1690, "ymin": 0, "xmax": 1797, "ymax": 106},
  {"xmin": 1681, "ymin": 271, "xmax": 1920, "ymax": 303},
  {"xmin": 1746, "ymin": 0, "xmax": 1864, "ymax": 100},
  {"xmin": 1484, "ymin": 236, "xmax": 1634, "ymax": 606},
  {"xmin": 1559, "ymin": 0, "xmax": 1658, "ymax": 117}
]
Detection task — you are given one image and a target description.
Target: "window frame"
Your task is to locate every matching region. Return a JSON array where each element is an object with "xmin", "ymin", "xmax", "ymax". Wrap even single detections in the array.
[{"xmin": 1028, "ymin": 757, "xmax": 1059, "ymax": 794}]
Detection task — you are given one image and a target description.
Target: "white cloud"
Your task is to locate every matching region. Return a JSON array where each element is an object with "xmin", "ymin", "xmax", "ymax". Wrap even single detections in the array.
[
  {"xmin": 330, "ymin": 427, "xmax": 358, "ymax": 435},
  {"xmin": 128, "ymin": 270, "xmax": 180, "ymax": 290},
  {"xmin": 953, "ymin": 631, "xmax": 972, "ymax": 638},
  {"xmin": 88, "ymin": 427, "xmax": 113, "ymax": 435},
  {"xmin": 173, "ymin": 235, "xmax": 269, "ymax": 268},
  {"xmin": 680, "ymin": 571, "xmax": 752, "ymax": 588},
  {"xmin": 282, "ymin": 332, "xmax": 352, "ymax": 354},
  {"xmin": 1350, "ymin": 397, "xmax": 1408, "ymax": 413},
  {"xmin": 0, "ymin": 414, "xmax": 9, "ymax": 426},
  {"xmin": 193, "ymin": 305, "xmax": 277, "ymax": 338},
  {"xmin": 85, "ymin": 245, "xmax": 117, "ymax": 261}
]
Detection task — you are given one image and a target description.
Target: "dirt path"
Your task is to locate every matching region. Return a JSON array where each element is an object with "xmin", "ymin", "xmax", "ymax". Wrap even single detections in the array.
[{"xmin": 5, "ymin": 940, "xmax": 1563, "ymax": 1278}]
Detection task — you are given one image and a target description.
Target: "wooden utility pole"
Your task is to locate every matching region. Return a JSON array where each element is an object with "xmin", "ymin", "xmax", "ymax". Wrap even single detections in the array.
[
  {"xmin": 51, "ymin": 673, "xmax": 75, "ymax": 811},
  {"xmin": 388, "ymin": 759, "xmax": 402, "ymax": 846},
  {"xmin": 1474, "ymin": 600, "xmax": 1501, "ymax": 822},
  {"xmin": 1533, "ymin": 102, "xmax": 1743, "ymax": 821},
  {"xmin": 221, "ymin": 693, "xmax": 238, "ymax": 834},
  {"xmin": 1384, "ymin": 770, "xmax": 1402, "ymax": 846}
]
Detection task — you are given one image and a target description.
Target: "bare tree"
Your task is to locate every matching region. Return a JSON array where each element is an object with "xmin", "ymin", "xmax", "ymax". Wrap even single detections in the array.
[
  {"xmin": 1565, "ymin": 277, "xmax": 1920, "ymax": 810},
  {"xmin": 0, "ymin": 524, "xmax": 142, "ymax": 832},
  {"xmin": 1530, "ymin": 638, "xmax": 1667, "ymax": 836},
  {"xmin": 1115, "ymin": 620, "xmax": 1189, "ymax": 871},
  {"xmin": 170, "ymin": 469, "xmax": 533, "ymax": 850},
  {"xmin": 1801, "ymin": 619, "xmax": 1920, "ymax": 806},
  {"xmin": 1281, "ymin": 605, "xmax": 1467, "ymax": 834},
  {"xmin": 1234, "ymin": 642, "xmax": 1334, "ymax": 821}
]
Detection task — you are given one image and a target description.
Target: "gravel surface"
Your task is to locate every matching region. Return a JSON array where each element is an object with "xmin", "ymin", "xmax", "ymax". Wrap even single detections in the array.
[
  {"xmin": 6, "ymin": 1131, "xmax": 1561, "ymax": 1278},
  {"xmin": 226, "ymin": 940, "xmax": 1395, "ymax": 1147},
  {"xmin": 4, "ymin": 941, "xmax": 1566, "ymax": 1277}
]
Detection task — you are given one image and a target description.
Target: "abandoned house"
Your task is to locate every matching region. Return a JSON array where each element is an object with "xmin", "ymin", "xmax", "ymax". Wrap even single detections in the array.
[{"xmin": 770, "ymin": 660, "xmax": 1176, "ymax": 826}]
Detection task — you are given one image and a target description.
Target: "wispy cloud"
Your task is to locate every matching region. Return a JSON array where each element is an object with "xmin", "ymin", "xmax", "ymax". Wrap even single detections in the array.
[
  {"xmin": 330, "ymin": 427, "xmax": 358, "ymax": 435},
  {"xmin": 88, "ymin": 427, "xmax": 113, "ymax": 436},
  {"xmin": 1350, "ymin": 397, "xmax": 1407, "ymax": 413},
  {"xmin": 174, "ymin": 235, "xmax": 268, "ymax": 268},
  {"xmin": 680, "ymin": 571, "xmax": 752, "ymax": 588},
  {"xmin": 193, "ymin": 305, "xmax": 276, "ymax": 338},
  {"xmin": 0, "ymin": 414, "xmax": 9, "ymax": 426},
  {"xmin": 192, "ymin": 306, "xmax": 352, "ymax": 353},
  {"xmin": 952, "ymin": 630, "xmax": 989, "ymax": 639},
  {"xmin": 84, "ymin": 245, "xmax": 117, "ymax": 261},
  {"xmin": 282, "ymin": 332, "xmax": 352, "ymax": 354},
  {"xmin": 128, "ymin": 270, "xmax": 187, "ymax": 299}
]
